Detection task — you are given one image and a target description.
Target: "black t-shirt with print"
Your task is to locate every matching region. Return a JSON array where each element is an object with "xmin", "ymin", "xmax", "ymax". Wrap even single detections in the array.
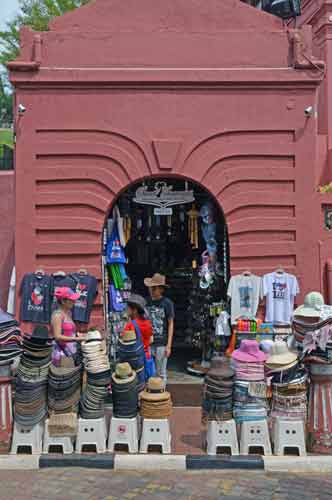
[
  {"xmin": 71, "ymin": 273, "xmax": 98, "ymax": 324},
  {"xmin": 20, "ymin": 273, "xmax": 53, "ymax": 324},
  {"xmin": 147, "ymin": 297, "xmax": 175, "ymax": 346}
]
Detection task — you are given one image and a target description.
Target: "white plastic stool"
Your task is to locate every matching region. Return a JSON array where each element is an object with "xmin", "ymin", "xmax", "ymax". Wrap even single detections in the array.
[
  {"xmin": 42, "ymin": 419, "xmax": 74, "ymax": 454},
  {"xmin": 273, "ymin": 418, "xmax": 306, "ymax": 456},
  {"xmin": 139, "ymin": 418, "xmax": 171, "ymax": 454},
  {"xmin": 11, "ymin": 420, "xmax": 44, "ymax": 454},
  {"xmin": 75, "ymin": 417, "xmax": 106, "ymax": 454},
  {"xmin": 207, "ymin": 419, "xmax": 239, "ymax": 456},
  {"xmin": 240, "ymin": 420, "xmax": 272, "ymax": 456},
  {"xmin": 108, "ymin": 417, "xmax": 139, "ymax": 453}
]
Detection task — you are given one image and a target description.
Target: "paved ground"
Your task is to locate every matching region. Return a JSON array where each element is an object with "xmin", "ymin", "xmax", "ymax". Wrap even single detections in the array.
[{"xmin": 0, "ymin": 469, "xmax": 331, "ymax": 500}]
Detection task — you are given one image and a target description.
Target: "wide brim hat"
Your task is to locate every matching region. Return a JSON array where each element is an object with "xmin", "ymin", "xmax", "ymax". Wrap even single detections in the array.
[
  {"xmin": 265, "ymin": 359, "xmax": 298, "ymax": 373},
  {"xmin": 208, "ymin": 357, "xmax": 234, "ymax": 379},
  {"xmin": 293, "ymin": 291, "xmax": 324, "ymax": 318},
  {"xmin": 232, "ymin": 340, "xmax": 267, "ymax": 363},
  {"xmin": 266, "ymin": 341, "xmax": 297, "ymax": 366},
  {"xmin": 144, "ymin": 273, "xmax": 169, "ymax": 288},
  {"xmin": 127, "ymin": 294, "xmax": 146, "ymax": 313},
  {"xmin": 140, "ymin": 376, "xmax": 171, "ymax": 401},
  {"xmin": 111, "ymin": 362, "xmax": 136, "ymax": 384}
]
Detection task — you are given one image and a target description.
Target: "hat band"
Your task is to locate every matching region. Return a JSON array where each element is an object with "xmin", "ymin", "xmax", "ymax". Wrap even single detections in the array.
[{"xmin": 147, "ymin": 388, "xmax": 165, "ymax": 394}]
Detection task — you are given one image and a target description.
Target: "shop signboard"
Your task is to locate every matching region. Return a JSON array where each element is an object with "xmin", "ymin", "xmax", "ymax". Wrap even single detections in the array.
[{"xmin": 133, "ymin": 181, "xmax": 194, "ymax": 209}]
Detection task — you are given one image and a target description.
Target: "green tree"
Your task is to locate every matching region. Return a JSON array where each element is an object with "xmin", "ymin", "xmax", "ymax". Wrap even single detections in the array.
[
  {"xmin": 0, "ymin": 73, "xmax": 13, "ymax": 123},
  {"xmin": 0, "ymin": 0, "xmax": 91, "ymax": 66}
]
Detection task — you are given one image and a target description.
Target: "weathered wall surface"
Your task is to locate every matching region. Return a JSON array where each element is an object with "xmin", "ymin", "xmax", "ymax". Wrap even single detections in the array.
[{"xmin": 0, "ymin": 171, "xmax": 14, "ymax": 310}]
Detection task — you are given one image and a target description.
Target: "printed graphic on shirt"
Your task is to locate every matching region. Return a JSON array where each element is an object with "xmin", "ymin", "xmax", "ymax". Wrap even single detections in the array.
[
  {"xmin": 272, "ymin": 282, "xmax": 287, "ymax": 300},
  {"xmin": 29, "ymin": 286, "xmax": 44, "ymax": 311},
  {"xmin": 75, "ymin": 283, "xmax": 88, "ymax": 309},
  {"xmin": 239, "ymin": 286, "xmax": 252, "ymax": 309},
  {"xmin": 149, "ymin": 305, "xmax": 166, "ymax": 342}
]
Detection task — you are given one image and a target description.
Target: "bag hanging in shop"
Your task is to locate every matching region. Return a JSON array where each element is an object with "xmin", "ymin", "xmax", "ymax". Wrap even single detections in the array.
[
  {"xmin": 132, "ymin": 320, "xmax": 156, "ymax": 380},
  {"xmin": 109, "ymin": 284, "xmax": 126, "ymax": 312},
  {"xmin": 106, "ymin": 226, "xmax": 126, "ymax": 265}
]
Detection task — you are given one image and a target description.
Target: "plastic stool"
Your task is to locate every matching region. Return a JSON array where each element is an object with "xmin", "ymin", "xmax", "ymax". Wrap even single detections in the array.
[
  {"xmin": 108, "ymin": 416, "xmax": 139, "ymax": 453},
  {"xmin": 11, "ymin": 420, "xmax": 44, "ymax": 454},
  {"xmin": 75, "ymin": 417, "xmax": 106, "ymax": 454},
  {"xmin": 207, "ymin": 419, "xmax": 239, "ymax": 456},
  {"xmin": 139, "ymin": 418, "xmax": 171, "ymax": 454},
  {"xmin": 42, "ymin": 419, "xmax": 74, "ymax": 454},
  {"xmin": 240, "ymin": 420, "xmax": 272, "ymax": 456},
  {"xmin": 273, "ymin": 418, "xmax": 306, "ymax": 456}
]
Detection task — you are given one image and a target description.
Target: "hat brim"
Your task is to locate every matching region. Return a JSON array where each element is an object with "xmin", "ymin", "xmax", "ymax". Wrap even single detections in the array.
[
  {"xmin": 144, "ymin": 278, "xmax": 169, "ymax": 288},
  {"xmin": 266, "ymin": 359, "xmax": 298, "ymax": 373},
  {"xmin": 232, "ymin": 350, "xmax": 267, "ymax": 363},
  {"xmin": 111, "ymin": 372, "xmax": 136, "ymax": 384},
  {"xmin": 140, "ymin": 390, "xmax": 171, "ymax": 402},
  {"xmin": 293, "ymin": 305, "xmax": 321, "ymax": 318},
  {"xmin": 266, "ymin": 352, "xmax": 297, "ymax": 366}
]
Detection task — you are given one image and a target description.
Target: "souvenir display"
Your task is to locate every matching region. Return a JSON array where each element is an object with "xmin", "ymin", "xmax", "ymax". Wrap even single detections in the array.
[
  {"xmin": 201, "ymin": 357, "xmax": 234, "ymax": 424},
  {"xmin": 117, "ymin": 328, "xmax": 145, "ymax": 392},
  {"xmin": 19, "ymin": 271, "xmax": 54, "ymax": 324},
  {"xmin": 14, "ymin": 326, "xmax": 52, "ymax": 426},
  {"xmin": 227, "ymin": 272, "xmax": 262, "ymax": 325},
  {"xmin": 72, "ymin": 270, "xmax": 98, "ymax": 324},
  {"xmin": 111, "ymin": 363, "xmax": 139, "ymax": 418},
  {"xmin": 80, "ymin": 331, "xmax": 111, "ymax": 419},
  {"xmin": 140, "ymin": 377, "xmax": 172, "ymax": 419},
  {"xmin": 48, "ymin": 364, "xmax": 82, "ymax": 415}
]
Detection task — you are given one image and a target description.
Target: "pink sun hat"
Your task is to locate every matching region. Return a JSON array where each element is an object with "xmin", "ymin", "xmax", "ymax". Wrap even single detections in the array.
[
  {"xmin": 54, "ymin": 287, "xmax": 80, "ymax": 301},
  {"xmin": 232, "ymin": 339, "xmax": 267, "ymax": 363}
]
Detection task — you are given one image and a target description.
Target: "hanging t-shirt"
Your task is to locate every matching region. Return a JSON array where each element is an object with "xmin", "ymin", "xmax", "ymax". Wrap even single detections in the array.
[
  {"xmin": 72, "ymin": 273, "xmax": 98, "ymax": 324},
  {"xmin": 20, "ymin": 273, "xmax": 53, "ymax": 324},
  {"xmin": 262, "ymin": 272, "xmax": 299, "ymax": 324},
  {"xmin": 147, "ymin": 297, "xmax": 175, "ymax": 346},
  {"xmin": 51, "ymin": 274, "xmax": 78, "ymax": 312},
  {"xmin": 227, "ymin": 274, "xmax": 262, "ymax": 324}
]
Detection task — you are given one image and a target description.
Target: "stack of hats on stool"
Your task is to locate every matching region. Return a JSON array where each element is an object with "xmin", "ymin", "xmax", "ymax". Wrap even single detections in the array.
[
  {"xmin": 231, "ymin": 340, "xmax": 269, "ymax": 424},
  {"xmin": 267, "ymin": 341, "xmax": 307, "ymax": 421},
  {"xmin": 111, "ymin": 363, "xmax": 139, "ymax": 418},
  {"xmin": 14, "ymin": 326, "xmax": 52, "ymax": 426},
  {"xmin": 0, "ymin": 309, "xmax": 22, "ymax": 366},
  {"xmin": 80, "ymin": 330, "xmax": 111, "ymax": 418},
  {"xmin": 201, "ymin": 357, "xmax": 235, "ymax": 424},
  {"xmin": 140, "ymin": 377, "xmax": 172, "ymax": 419},
  {"xmin": 117, "ymin": 328, "xmax": 145, "ymax": 392}
]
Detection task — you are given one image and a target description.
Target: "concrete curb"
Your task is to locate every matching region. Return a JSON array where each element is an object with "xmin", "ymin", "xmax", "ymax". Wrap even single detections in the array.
[
  {"xmin": 263, "ymin": 456, "xmax": 332, "ymax": 472},
  {"xmin": 2, "ymin": 454, "xmax": 332, "ymax": 471}
]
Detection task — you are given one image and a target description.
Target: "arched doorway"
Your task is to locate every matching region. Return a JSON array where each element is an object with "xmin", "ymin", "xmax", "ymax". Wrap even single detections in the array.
[{"xmin": 102, "ymin": 176, "xmax": 230, "ymax": 380}]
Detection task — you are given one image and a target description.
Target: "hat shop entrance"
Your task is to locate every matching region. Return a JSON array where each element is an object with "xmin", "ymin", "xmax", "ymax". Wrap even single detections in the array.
[{"xmin": 102, "ymin": 177, "xmax": 230, "ymax": 384}]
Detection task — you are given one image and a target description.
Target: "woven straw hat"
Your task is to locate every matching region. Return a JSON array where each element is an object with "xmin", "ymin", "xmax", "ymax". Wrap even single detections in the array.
[
  {"xmin": 144, "ymin": 273, "xmax": 169, "ymax": 288},
  {"xmin": 140, "ymin": 377, "xmax": 171, "ymax": 402},
  {"xmin": 266, "ymin": 341, "xmax": 297, "ymax": 367},
  {"xmin": 293, "ymin": 292, "xmax": 324, "ymax": 318},
  {"xmin": 112, "ymin": 362, "xmax": 136, "ymax": 384}
]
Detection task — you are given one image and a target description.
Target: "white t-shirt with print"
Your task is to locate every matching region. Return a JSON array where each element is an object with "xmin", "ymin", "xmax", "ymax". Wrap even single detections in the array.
[
  {"xmin": 227, "ymin": 274, "xmax": 262, "ymax": 324},
  {"xmin": 262, "ymin": 272, "xmax": 299, "ymax": 324}
]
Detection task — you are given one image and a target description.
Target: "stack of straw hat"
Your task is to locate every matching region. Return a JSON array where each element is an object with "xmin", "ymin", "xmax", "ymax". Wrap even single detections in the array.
[
  {"xmin": 202, "ymin": 357, "xmax": 235, "ymax": 424},
  {"xmin": 111, "ymin": 362, "xmax": 139, "ymax": 418},
  {"xmin": 140, "ymin": 377, "xmax": 172, "ymax": 419},
  {"xmin": 117, "ymin": 328, "xmax": 145, "ymax": 392},
  {"xmin": 80, "ymin": 331, "xmax": 111, "ymax": 419},
  {"xmin": 14, "ymin": 326, "xmax": 52, "ymax": 426},
  {"xmin": 231, "ymin": 340, "xmax": 269, "ymax": 423}
]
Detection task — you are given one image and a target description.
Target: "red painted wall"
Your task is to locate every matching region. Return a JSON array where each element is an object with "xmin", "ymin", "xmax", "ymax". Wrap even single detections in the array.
[
  {"xmin": 0, "ymin": 171, "xmax": 14, "ymax": 310},
  {"xmin": 8, "ymin": 0, "xmax": 331, "ymax": 323}
]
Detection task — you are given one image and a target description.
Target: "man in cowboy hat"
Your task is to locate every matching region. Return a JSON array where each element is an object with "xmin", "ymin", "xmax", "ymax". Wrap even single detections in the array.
[{"xmin": 144, "ymin": 273, "xmax": 175, "ymax": 386}]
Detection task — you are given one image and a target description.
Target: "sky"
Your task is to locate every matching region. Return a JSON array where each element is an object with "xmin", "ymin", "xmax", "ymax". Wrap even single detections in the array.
[{"xmin": 0, "ymin": 0, "xmax": 20, "ymax": 30}]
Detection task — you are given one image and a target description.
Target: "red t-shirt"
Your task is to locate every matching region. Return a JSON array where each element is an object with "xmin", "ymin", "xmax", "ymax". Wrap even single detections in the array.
[{"xmin": 122, "ymin": 318, "xmax": 153, "ymax": 359}]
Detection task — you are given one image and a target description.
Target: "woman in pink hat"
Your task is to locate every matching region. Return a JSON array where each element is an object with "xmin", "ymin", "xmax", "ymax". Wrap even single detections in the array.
[{"xmin": 51, "ymin": 287, "xmax": 87, "ymax": 366}]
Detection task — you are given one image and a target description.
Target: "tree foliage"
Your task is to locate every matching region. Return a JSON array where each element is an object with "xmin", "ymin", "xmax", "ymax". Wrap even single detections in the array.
[
  {"xmin": 0, "ymin": 74, "xmax": 13, "ymax": 122},
  {"xmin": 0, "ymin": 0, "xmax": 91, "ymax": 66}
]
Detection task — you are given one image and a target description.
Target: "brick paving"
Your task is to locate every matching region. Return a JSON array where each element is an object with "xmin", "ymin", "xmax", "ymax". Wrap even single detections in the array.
[{"xmin": 0, "ymin": 469, "xmax": 331, "ymax": 500}]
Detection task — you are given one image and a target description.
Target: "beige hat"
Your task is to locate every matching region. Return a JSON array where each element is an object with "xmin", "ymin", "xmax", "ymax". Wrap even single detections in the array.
[
  {"xmin": 293, "ymin": 292, "xmax": 324, "ymax": 318},
  {"xmin": 140, "ymin": 377, "xmax": 171, "ymax": 402},
  {"xmin": 266, "ymin": 341, "xmax": 297, "ymax": 367},
  {"xmin": 119, "ymin": 329, "xmax": 137, "ymax": 344},
  {"xmin": 144, "ymin": 273, "xmax": 169, "ymax": 288},
  {"xmin": 86, "ymin": 330, "xmax": 102, "ymax": 341},
  {"xmin": 111, "ymin": 362, "xmax": 136, "ymax": 384}
]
